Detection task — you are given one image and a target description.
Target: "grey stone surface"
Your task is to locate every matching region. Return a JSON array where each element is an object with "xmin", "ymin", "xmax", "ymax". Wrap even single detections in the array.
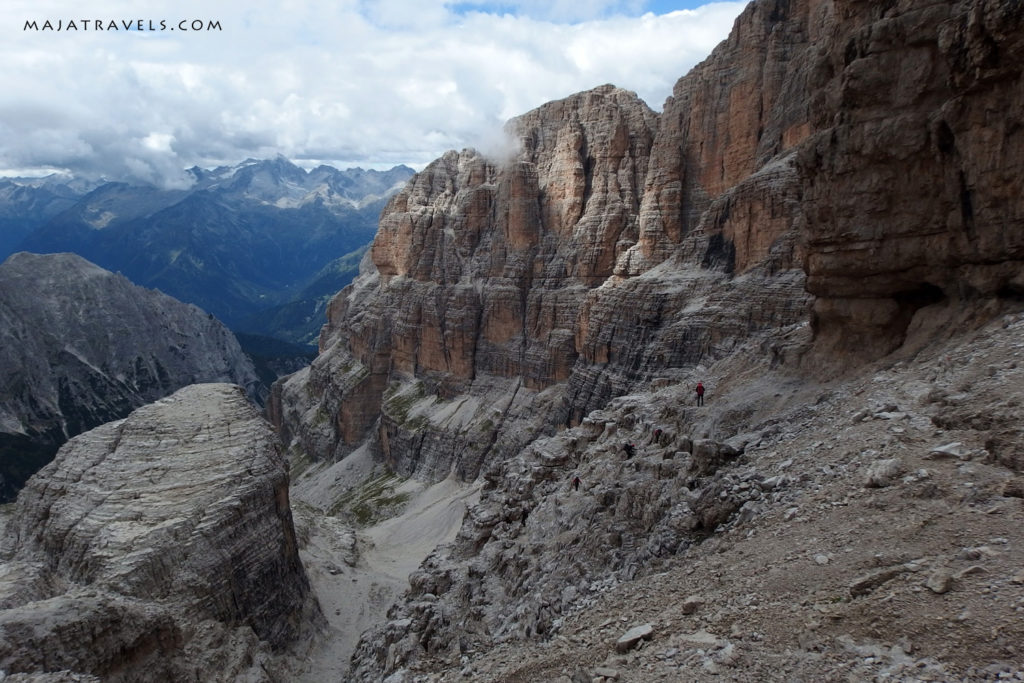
[
  {"xmin": 0, "ymin": 252, "xmax": 260, "ymax": 498},
  {"xmin": 863, "ymin": 458, "xmax": 906, "ymax": 489},
  {"xmin": 0, "ymin": 384, "xmax": 319, "ymax": 681},
  {"xmin": 615, "ymin": 623, "xmax": 653, "ymax": 653}
]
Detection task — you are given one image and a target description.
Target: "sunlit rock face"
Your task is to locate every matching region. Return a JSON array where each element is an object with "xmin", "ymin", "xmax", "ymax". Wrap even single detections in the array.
[
  {"xmin": 0, "ymin": 384, "xmax": 319, "ymax": 681},
  {"xmin": 271, "ymin": 80, "xmax": 810, "ymax": 481},
  {"xmin": 273, "ymin": 0, "xmax": 1022, "ymax": 481}
]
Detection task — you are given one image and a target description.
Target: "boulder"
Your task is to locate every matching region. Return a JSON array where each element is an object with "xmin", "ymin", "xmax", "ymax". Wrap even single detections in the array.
[
  {"xmin": 615, "ymin": 623, "xmax": 654, "ymax": 653},
  {"xmin": 864, "ymin": 458, "xmax": 906, "ymax": 488}
]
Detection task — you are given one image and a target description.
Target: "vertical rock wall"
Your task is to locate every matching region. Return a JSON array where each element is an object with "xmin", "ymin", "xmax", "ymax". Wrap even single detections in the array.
[
  {"xmin": 271, "ymin": 37, "xmax": 816, "ymax": 480},
  {"xmin": 797, "ymin": 0, "xmax": 1024, "ymax": 353}
]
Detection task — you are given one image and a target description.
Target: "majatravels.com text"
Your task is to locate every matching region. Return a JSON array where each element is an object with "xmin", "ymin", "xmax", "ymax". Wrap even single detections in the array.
[{"xmin": 24, "ymin": 19, "xmax": 222, "ymax": 32}]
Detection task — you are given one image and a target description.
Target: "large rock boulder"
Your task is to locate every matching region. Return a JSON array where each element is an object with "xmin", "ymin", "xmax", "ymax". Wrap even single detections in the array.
[{"xmin": 0, "ymin": 384, "xmax": 319, "ymax": 681}]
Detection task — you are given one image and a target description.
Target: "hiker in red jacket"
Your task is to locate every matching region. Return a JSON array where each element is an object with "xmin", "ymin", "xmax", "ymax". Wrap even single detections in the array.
[{"xmin": 696, "ymin": 381, "xmax": 705, "ymax": 406}]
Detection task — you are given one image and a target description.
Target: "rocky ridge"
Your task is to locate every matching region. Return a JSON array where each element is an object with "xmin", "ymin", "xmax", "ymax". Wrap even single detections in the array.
[
  {"xmin": 0, "ymin": 251, "xmax": 260, "ymax": 501},
  {"xmin": 0, "ymin": 384, "xmax": 320, "ymax": 681}
]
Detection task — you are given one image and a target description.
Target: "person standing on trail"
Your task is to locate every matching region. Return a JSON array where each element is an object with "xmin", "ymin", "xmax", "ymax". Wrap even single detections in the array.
[
  {"xmin": 571, "ymin": 475, "xmax": 581, "ymax": 491},
  {"xmin": 696, "ymin": 382, "xmax": 705, "ymax": 406}
]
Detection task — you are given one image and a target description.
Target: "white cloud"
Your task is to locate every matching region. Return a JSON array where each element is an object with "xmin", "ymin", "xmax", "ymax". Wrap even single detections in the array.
[
  {"xmin": 0, "ymin": 0, "xmax": 747, "ymax": 186},
  {"xmin": 142, "ymin": 132, "xmax": 174, "ymax": 153}
]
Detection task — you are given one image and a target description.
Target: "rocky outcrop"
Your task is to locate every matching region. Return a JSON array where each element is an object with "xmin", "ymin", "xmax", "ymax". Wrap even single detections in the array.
[
  {"xmin": 272, "ymin": 87, "xmax": 660, "ymax": 477},
  {"xmin": 0, "ymin": 384, "xmax": 319, "ymax": 681},
  {"xmin": 349, "ymin": 408, "xmax": 761, "ymax": 678},
  {"xmin": 629, "ymin": 0, "xmax": 821, "ymax": 272},
  {"xmin": 0, "ymin": 252, "xmax": 261, "ymax": 501},
  {"xmin": 637, "ymin": 0, "xmax": 1024, "ymax": 357}
]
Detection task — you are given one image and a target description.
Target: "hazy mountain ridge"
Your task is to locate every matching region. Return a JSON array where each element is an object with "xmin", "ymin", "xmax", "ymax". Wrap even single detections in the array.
[
  {"xmin": 0, "ymin": 178, "xmax": 85, "ymax": 258},
  {"xmin": 189, "ymin": 157, "xmax": 414, "ymax": 209},
  {"xmin": 4, "ymin": 159, "xmax": 414, "ymax": 331}
]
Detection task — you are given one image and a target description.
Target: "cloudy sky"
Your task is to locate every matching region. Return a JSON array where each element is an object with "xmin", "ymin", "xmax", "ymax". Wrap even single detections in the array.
[{"xmin": 0, "ymin": 0, "xmax": 747, "ymax": 188}]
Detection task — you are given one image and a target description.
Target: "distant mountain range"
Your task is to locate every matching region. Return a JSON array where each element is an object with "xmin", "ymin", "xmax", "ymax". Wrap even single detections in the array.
[
  {"xmin": 1, "ymin": 158, "xmax": 413, "ymax": 344},
  {"xmin": 0, "ymin": 176, "xmax": 85, "ymax": 258}
]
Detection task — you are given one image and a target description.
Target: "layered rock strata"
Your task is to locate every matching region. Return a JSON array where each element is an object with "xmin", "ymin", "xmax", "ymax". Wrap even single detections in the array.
[
  {"xmin": 0, "ymin": 384, "xmax": 318, "ymax": 681},
  {"xmin": 271, "ymin": 85, "xmax": 811, "ymax": 483},
  {"xmin": 0, "ymin": 252, "xmax": 261, "ymax": 500},
  {"xmin": 274, "ymin": 0, "xmax": 1024, "ymax": 476},
  {"xmin": 797, "ymin": 0, "xmax": 1024, "ymax": 353}
]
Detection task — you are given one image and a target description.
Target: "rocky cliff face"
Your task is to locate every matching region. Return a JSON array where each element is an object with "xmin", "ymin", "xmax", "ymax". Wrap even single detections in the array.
[
  {"xmin": 0, "ymin": 252, "xmax": 261, "ymax": 501},
  {"xmin": 274, "ymin": 0, "xmax": 1023, "ymax": 472},
  {"xmin": 272, "ymin": 0, "xmax": 1023, "ymax": 677},
  {"xmin": 637, "ymin": 0, "xmax": 1024, "ymax": 357},
  {"xmin": 0, "ymin": 384, "xmax": 319, "ymax": 681},
  {"xmin": 271, "ymin": 84, "xmax": 811, "ymax": 483},
  {"xmin": 797, "ymin": 0, "xmax": 1024, "ymax": 354}
]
